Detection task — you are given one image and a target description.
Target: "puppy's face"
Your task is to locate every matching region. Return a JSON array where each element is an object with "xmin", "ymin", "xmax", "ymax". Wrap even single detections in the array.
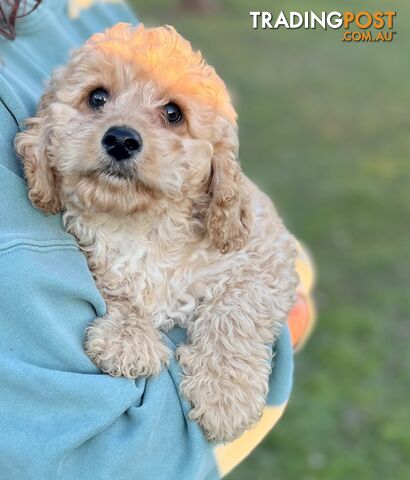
[{"xmin": 16, "ymin": 24, "xmax": 251, "ymax": 252}]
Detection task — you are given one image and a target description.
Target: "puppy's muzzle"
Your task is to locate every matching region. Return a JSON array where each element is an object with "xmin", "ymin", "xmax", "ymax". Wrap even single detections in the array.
[{"xmin": 102, "ymin": 126, "xmax": 142, "ymax": 161}]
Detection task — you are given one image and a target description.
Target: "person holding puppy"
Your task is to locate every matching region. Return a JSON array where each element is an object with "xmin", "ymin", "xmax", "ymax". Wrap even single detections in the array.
[{"xmin": 0, "ymin": 1, "xmax": 315, "ymax": 478}]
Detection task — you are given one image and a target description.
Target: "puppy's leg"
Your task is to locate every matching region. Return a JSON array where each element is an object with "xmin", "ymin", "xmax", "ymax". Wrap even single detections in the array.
[
  {"xmin": 85, "ymin": 301, "xmax": 171, "ymax": 379},
  {"xmin": 178, "ymin": 279, "xmax": 294, "ymax": 443}
]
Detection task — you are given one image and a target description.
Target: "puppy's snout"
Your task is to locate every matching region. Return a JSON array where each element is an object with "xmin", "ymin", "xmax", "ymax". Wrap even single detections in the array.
[{"xmin": 102, "ymin": 126, "xmax": 142, "ymax": 161}]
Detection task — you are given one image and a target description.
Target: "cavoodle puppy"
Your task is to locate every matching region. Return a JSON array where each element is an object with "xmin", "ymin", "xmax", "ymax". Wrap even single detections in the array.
[{"xmin": 16, "ymin": 24, "xmax": 298, "ymax": 442}]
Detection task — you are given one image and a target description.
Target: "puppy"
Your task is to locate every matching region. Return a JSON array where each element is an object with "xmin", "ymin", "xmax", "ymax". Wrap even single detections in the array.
[{"xmin": 16, "ymin": 24, "xmax": 298, "ymax": 443}]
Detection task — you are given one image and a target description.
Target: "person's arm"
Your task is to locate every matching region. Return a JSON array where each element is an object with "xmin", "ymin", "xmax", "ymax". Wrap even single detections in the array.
[{"xmin": 0, "ymin": 255, "xmax": 218, "ymax": 480}]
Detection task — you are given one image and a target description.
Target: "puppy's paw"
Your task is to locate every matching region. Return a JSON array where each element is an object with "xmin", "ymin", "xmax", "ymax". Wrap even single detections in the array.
[
  {"xmin": 85, "ymin": 317, "xmax": 171, "ymax": 379},
  {"xmin": 177, "ymin": 345, "xmax": 267, "ymax": 443},
  {"xmin": 188, "ymin": 395, "xmax": 262, "ymax": 443}
]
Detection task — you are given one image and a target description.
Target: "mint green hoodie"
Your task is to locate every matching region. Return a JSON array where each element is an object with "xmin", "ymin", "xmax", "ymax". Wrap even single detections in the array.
[{"xmin": 0, "ymin": 2, "xmax": 293, "ymax": 478}]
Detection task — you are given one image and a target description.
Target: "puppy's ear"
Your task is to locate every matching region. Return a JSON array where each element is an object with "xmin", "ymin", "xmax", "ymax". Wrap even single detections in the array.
[
  {"xmin": 15, "ymin": 96, "xmax": 61, "ymax": 214},
  {"xmin": 206, "ymin": 122, "xmax": 252, "ymax": 253}
]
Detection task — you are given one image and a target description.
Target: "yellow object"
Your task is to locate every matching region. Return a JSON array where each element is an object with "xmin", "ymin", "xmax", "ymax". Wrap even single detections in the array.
[
  {"xmin": 215, "ymin": 404, "xmax": 287, "ymax": 477},
  {"xmin": 68, "ymin": 0, "xmax": 124, "ymax": 19},
  {"xmin": 291, "ymin": 243, "xmax": 317, "ymax": 351}
]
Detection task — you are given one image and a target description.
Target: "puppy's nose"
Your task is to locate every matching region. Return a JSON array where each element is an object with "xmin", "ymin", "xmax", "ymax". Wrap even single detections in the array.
[{"xmin": 102, "ymin": 126, "xmax": 142, "ymax": 161}]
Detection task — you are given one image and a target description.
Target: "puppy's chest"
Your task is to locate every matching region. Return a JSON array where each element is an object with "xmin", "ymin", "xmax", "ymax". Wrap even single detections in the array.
[{"xmin": 89, "ymin": 233, "xmax": 224, "ymax": 330}]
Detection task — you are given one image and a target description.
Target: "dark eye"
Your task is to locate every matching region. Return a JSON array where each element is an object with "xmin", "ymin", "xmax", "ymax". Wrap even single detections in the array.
[
  {"xmin": 89, "ymin": 88, "xmax": 109, "ymax": 109},
  {"xmin": 164, "ymin": 102, "xmax": 183, "ymax": 124}
]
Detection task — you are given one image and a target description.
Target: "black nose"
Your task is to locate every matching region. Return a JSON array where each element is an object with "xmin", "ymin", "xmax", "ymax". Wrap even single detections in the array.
[{"xmin": 102, "ymin": 126, "xmax": 142, "ymax": 161}]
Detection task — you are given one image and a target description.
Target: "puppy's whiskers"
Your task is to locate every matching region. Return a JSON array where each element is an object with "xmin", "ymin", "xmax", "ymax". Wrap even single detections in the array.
[{"xmin": 90, "ymin": 161, "xmax": 136, "ymax": 181}]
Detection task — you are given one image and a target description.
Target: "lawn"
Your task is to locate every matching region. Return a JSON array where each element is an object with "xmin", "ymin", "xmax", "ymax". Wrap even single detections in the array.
[{"xmin": 129, "ymin": 1, "xmax": 410, "ymax": 478}]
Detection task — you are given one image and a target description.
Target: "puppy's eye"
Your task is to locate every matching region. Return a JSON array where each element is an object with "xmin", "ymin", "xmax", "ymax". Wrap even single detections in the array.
[
  {"xmin": 164, "ymin": 102, "xmax": 183, "ymax": 124},
  {"xmin": 89, "ymin": 88, "xmax": 109, "ymax": 109}
]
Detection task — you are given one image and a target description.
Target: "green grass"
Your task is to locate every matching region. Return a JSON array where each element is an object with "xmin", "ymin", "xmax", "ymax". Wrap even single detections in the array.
[{"xmin": 130, "ymin": 1, "xmax": 410, "ymax": 478}]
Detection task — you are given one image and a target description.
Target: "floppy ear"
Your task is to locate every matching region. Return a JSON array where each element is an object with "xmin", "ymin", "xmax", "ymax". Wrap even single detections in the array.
[
  {"xmin": 206, "ymin": 122, "xmax": 252, "ymax": 253},
  {"xmin": 15, "ymin": 98, "xmax": 61, "ymax": 214}
]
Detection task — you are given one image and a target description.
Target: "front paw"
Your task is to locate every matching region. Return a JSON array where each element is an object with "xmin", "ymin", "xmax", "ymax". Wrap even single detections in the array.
[
  {"xmin": 85, "ymin": 317, "xmax": 171, "ymax": 379},
  {"xmin": 178, "ymin": 345, "xmax": 268, "ymax": 443}
]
